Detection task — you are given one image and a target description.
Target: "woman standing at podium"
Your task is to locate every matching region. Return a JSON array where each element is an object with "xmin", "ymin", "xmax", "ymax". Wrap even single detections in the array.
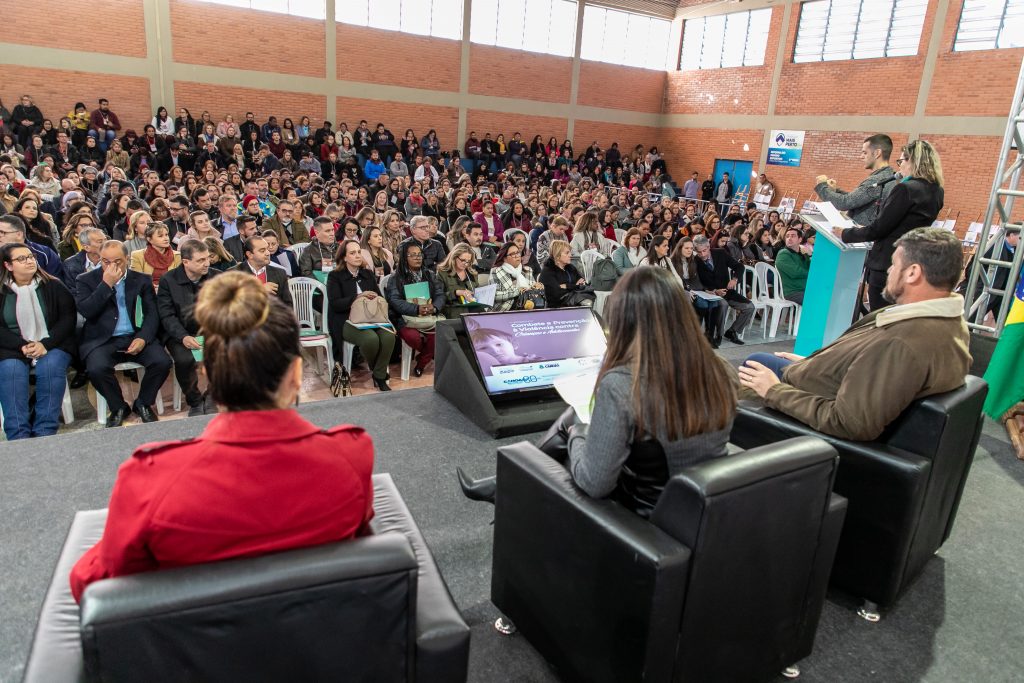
[{"xmin": 836, "ymin": 139, "xmax": 944, "ymax": 311}]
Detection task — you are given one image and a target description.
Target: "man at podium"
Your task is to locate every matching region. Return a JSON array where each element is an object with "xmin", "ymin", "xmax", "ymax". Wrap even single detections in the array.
[{"xmin": 737, "ymin": 228, "xmax": 969, "ymax": 441}]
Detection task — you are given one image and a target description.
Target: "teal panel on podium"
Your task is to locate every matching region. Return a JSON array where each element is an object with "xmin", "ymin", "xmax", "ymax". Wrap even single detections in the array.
[{"xmin": 794, "ymin": 220, "xmax": 869, "ymax": 356}]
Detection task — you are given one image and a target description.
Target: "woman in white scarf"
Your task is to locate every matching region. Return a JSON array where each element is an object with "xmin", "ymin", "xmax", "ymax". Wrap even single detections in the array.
[
  {"xmin": 491, "ymin": 241, "xmax": 544, "ymax": 312},
  {"xmin": 0, "ymin": 239, "xmax": 76, "ymax": 440}
]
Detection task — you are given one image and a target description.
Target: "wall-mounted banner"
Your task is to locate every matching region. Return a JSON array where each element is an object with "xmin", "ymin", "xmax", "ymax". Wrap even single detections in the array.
[{"xmin": 767, "ymin": 130, "xmax": 805, "ymax": 167}]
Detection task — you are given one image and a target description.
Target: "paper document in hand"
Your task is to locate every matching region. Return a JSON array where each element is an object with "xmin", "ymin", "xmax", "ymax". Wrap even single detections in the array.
[
  {"xmin": 813, "ymin": 201, "xmax": 854, "ymax": 230},
  {"xmin": 473, "ymin": 284, "xmax": 497, "ymax": 307},
  {"xmin": 692, "ymin": 290, "xmax": 723, "ymax": 302},
  {"xmin": 554, "ymin": 371, "xmax": 599, "ymax": 424}
]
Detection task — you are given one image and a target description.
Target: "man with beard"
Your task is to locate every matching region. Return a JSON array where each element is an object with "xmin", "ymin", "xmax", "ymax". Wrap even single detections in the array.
[{"xmin": 737, "ymin": 228, "xmax": 970, "ymax": 441}]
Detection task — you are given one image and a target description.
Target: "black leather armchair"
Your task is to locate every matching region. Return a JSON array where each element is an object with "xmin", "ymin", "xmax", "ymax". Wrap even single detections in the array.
[
  {"xmin": 490, "ymin": 437, "xmax": 847, "ymax": 683},
  {"xmin": 24, "ymin": 474, "xmax": 470, "ymax": 683},
  {"xmin": 729, "ymin": 376, "xmax": 988, "ymax": 615}
]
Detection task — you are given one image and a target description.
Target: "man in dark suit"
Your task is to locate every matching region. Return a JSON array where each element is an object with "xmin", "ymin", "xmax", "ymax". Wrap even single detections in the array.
[
  {"xmin": 158, "ymin": 239, "xmax": 216, "ymax": 417},
  {"xmin": 223, "ymin": 214, "xmax": 259, "ymax": 264},
  {"xmin": 158, "ymin": 141, "xmax": 193, "ymax": 176},
  {"xmin": 694, "ymin": 235, "xmax": 754, "ymax": 345},
  {"xmin": 62, "ymin": 227, "xmax": 106, "ymax": 296},
  {"xmin": 75, "ymin": 240, "xmax": 172, "ymax": 427},
  {"xmin": 232, "ymin": 235, "xmax": 292, "ymax": 305},
  {"xmin": 166, "ymin": 195, "xmax": 189, "ymax": 246}
]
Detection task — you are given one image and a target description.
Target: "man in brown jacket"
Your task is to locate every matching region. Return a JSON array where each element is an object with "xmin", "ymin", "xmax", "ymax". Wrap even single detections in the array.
[{"xmin": 738, "ymin": 228, "xmax": 970, "ymax": 441}]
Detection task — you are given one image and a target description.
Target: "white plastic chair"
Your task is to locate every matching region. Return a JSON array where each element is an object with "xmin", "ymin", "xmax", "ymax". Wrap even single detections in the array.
[
  {"xmin": 94, "ymin": 362, "xmax": 165, "ymax": 425},
  {"xmin": 614, "ymin": 228, "xmax": 626, "ymax": 244},
  {"xmin": 287, "ymin": 242, "xmax": 310, "ymax": 259},
  {"xmin": 740, "ymin": 264, "xmax": 768, "ymax": 338},
  {"xmin": 755, "ymin": 262, "xmax": 801, "ymax": 338},
  {"xmin": 579, "ymin": 249, "xmax": 604, "ymax": 283},
  {"xmin": 381, "ymin": 274, "xmax": 420, "ymax": 382},
  {"xmin": 288, "ymin": 277, "xmax": 333, "ymax": 380}
]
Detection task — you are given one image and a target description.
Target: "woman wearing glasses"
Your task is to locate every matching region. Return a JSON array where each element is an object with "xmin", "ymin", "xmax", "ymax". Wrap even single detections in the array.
[
  {"xmin": 836, "ymin": 139, "xmax": 944, "ymax": 311},
  {"xmin": 0, "ymin": 236, "xmax": 77, "ymax": 440},
  {"xmin": 437, "ymin": 243, "xmax": 480, "ymax": 318}
]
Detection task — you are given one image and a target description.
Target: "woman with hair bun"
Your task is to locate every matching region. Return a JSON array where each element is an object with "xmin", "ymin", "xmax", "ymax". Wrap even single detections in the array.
[{"xmin": 69, "ymin": 271, "xmax": 375, "ymax": 602}]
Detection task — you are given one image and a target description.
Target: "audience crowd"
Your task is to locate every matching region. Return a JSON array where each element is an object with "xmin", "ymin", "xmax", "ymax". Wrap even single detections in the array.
[{"xmin": 0, "ymin": 95, "xmax": 813, "ymax": 440}]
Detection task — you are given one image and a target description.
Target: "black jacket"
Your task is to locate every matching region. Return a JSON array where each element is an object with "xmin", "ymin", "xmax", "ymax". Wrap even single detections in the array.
[
  {"xmin": 223, "ymin": 234, "xmax": 246, "ymax": 264},
  {"xmin": 62, "ymin": 251, "xmax": 98, "ymax": 296},
  {"xmin": 539, "ymin": 260, "xmax": 586, "ymax": 308},
  {"xmin": 156, "ymin": 266, "xmax": 215, "ymax": 342},
  {"xmin": 230, "ymin": 262, "xmax": 292, "ymax": 305},
  {"xmin": 0, "ymin": 278, "xmax": 77, "ymax": 362},
  {"xmin": 327, "ymin": 267, "xmax": 382, "ymax": 330},
  {"xmin": 384, "ymin": 270, "xmax": 446, "ymax": 329},
  {"xmin": 696, "ymin": 248, "xmax": 744, "ymax": 291},
  {"xmin": 75, "ymin": 268, "xmax": 161, "ymax": 359},
  {"xmin": 398, "ymin": 236, "xmax": 446, "ymax": 271},
  {"xmin": 842, "ymin": 177, "xmax": 944, "ymax": 273},
  {"xmin": 158, "ymin": 150, "xmax": 193, "ymax": 176}
]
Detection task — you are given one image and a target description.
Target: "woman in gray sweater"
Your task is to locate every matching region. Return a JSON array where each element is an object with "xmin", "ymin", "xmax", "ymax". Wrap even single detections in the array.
[{"xmin": 458, "ymin": 267, "xmax": 738, "ymax": 516}]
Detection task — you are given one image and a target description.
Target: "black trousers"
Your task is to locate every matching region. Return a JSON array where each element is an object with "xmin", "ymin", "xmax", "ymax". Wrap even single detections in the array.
[
  {"xmin": 866, "ymin": 268, "xmax": 888, "ymax": 312},
  {"xmin": 166, "ymin": 339, "xmax": 203, "ymax": 408},
  {"xmin": 85, "ymin": 335, "xmax": 172, "ymax": 411}
]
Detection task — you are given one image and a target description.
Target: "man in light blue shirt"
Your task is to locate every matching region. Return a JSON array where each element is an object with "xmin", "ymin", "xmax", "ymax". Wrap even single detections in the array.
[{"xmin": 683, "ymin": 171, "xmax": 700, "ymax": 200}]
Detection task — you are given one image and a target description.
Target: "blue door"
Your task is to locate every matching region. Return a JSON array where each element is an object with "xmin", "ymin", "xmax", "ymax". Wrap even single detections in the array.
[{"xmin": 713, "ymin": 159, "xmax": 754, "ymax": 203}]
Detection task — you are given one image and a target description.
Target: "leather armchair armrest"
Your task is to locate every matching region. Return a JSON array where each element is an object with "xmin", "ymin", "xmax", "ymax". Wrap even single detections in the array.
[{"xmin": 491, "ymin": 442, "xmax": 690, "ymax": 683}]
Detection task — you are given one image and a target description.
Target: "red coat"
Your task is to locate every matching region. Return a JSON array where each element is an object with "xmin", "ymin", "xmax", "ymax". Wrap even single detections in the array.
[{"xmin": 70, "ymin": 410, "xmax": 374, "ymax": 602}]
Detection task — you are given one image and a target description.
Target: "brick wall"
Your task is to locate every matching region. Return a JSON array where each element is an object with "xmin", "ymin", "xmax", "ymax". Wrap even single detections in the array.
[
  {"xmin": 336, "ymin": 24, "xmax": 461, "ymax": 92},
  {"xmin": 175, "ymin": 81, "xmax": 327, "ymax": 128},
  {"xmin": 666, "ymin": 7, "xmax": 781, "ymax": 116},
  {"xmin": 468, "ymin": 44, "xmax": 572, "ymax": 103},
  {"xmin": 577, "ymin": 61, "xmax": 665, "ymax": 113},
  {"xmin": 926, "ymin": 0, "xmax": 1024, "ymax": 117},
  {"xmin": 0, "ymin": 1, "xmax": 146, "ymax": 57},
  {"xmin": 659, "ymin": 128, "xmax": 763, "ymax": 184},
  {"xmin": 466, "ymin": 110, "xmax": 569, "ymax": 146},
  {"xmin": 2, "ymin": 68, "xmax": 152, "ymax": 132},
  {"xmin": 169, "ymin": 0, "xmax": 326, "ymax": 78},
  {"xmin": 923, "ymin": 134, "xmax": 1008, "ymax": 226},
  {"xmin": 336, "ymin": 98, "xmax": 459, "ymax": 153},
  {"xmin": 572, "ymin": 121, "xmax": 662, "ymax": 158}
]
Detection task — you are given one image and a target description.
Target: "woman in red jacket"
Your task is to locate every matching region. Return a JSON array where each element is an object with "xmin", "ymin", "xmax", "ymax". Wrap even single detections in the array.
[{"xmin": 70, "ymin": 271, "xmax": 375, "ymax": 602}]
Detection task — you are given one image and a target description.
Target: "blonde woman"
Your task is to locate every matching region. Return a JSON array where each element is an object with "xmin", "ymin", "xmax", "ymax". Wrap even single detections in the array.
[
  {"xmin": 836, "ymin": 139, "xmax": 944, "ymax": 311},
  {"xmin": 380, "ymin": 208, "xmax": 405, "ymax": 256},
  {"xmin": 105, "ymin": 139, "xmax": 129, "ymax": 171},
  {"xmin": 436, "ymin": 243, "xmax": 479, "ymax": 318},
  {"xmin": 123, "ymin": 210, "xmax": 152, "ymax": 253}
]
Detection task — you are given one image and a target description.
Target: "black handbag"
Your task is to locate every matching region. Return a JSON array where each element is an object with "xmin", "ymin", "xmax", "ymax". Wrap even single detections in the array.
[
  {"xmin": 564, "ymin": 287, "xmax": 596, "ymax": 307},
  {"xmin": 515, "ymin": 288, "xmax": 547, "ymax": 310}
]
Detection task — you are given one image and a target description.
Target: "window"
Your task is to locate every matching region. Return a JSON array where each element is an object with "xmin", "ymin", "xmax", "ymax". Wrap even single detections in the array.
[
  {"xmin": 197, "ymin": 0, "xmax": 325, "ymax": 20},
  {"xmin": 580, "ymin": 5, "xmax": 673, "ymax": 70},
  {"xmin": 793, "ymin": 0, "xmax": 928, "ymax": 63},
  {"xmin": 954, "ymin": 0, "xmax": 1024, "ymax": 51},
  {"xmin": 679, "ymin": 9, "xmax": 771, "ymax": 70},
  {"xmin": 338, "ymin": 0, "xmax": 463, "ymax": 41},
  {"xmin": 470, "ymin": 0, "xmax": 577, "ymax": 57}
]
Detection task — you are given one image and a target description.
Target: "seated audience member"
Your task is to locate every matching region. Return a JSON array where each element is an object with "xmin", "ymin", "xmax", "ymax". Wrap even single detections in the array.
[
  {"xmin": 503, "ymin": 228, "xmax": 539, "ymax": 273},
  {"xmin": 129, "ymin": 221, "xmax": 181, "ymax": 290},
  {"xmin": 264, "ymin": 199, "xmax": 309, "ymax": 246},
  {"xmin": 0, "ymin": 242, "xmax": 77, "ymax": 439},
  {"xmin": 0, "ymin": 214, "xmax": 64, "ymax": 280},
  {"xmin": 491, "ymin": 240, "xmax": 544, "ymax": 312},
  {"xmin": 774, "ymin": 226, "xmax": 811, "ymax": 304},
  {"xmin": 75, "ymin": 240, "xmax": 172, "ymax": 427},
  {"xmin": 299, "ymin": 216, "xmax": 338, "ymax": 276},
  {"xmin": 472, "ymin": 199, "xmax": 505, "ymax": 243},
  {"xmin": 638, "ymin": 235, "xmax": 673, "ymax": 270},
  {"xmin": 204, "ymin": 236, "xmax": 237, "ymax": 272},
  {"xmin": 462, "ymin": 221, "xmax": 497, "ymax": 269},
  {"xmin": 672, "ymin": 237, "xmax": 726, "ymax": 348},
  {"xmin": 232, "ymin": 235, "xmax": 292, "ymax": 305},
  {"xmin": 223, "ymin": 214, "xmax": 259, "ymax": 264},
  {"xmin": 612, "ymin": 227, "xmax": 644, "ymax": 275},
  {"xmin": 185, "ymin": 209, "xmax": 221, "ymax": 242},
  {"xmin": 569, "ymin": 211, "xmax": 615, "ymax": 257},
  {"xmin": 360, "ymin": 225, "xmax": 394, "ymax": 280},
  {"xmin": 536, "ymin": 215, "xmax": 570, "ymax": 266},
  {"xmin": 120, "ymin": 209, "xmax": 151, "ymax": 255},
  {"xmin": 69, "ymin": 271, "xmax": 375, "ymax": 601},
  {"xmin": 385, "ymin": 241, "xmax": 446, "ymax": 377},
  {"xmin": 540, "ymin": 240, "xmax": 593, "ymax": 308},
  {"xmin": 62, "ymin": 227, "xmax": 106, "ymax": 295},
  {"xmin": 263, "ymin": 230, "xmax": 298, "ymax": 277},
  {"xmin": 459, "ymin": 266, "xmax": 737, "ymax": 514},
  {"xmin": 739, "ymin": 228, "xmax": 970, "ymax": 441},
  {"xmin": 327, "ymin": 239, "xmax": 395, "ymax": 391},
  {"xmin": 157, "ymin": 239, "xmax": 216, "ymax": 417},
  {"xmin": 399, "ymin": 215, "xmax": 445, "ymax": 271},
  {"xmin": 436, "ymin": 243, "xmax": 480, "ymax": 318},
  {"xmin": 694, "ymin": 234, "xmax": 753, "ymax": 345}
]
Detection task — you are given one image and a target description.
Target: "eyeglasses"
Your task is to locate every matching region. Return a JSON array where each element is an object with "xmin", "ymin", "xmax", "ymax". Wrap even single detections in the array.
[
  {"xmin": 897, "ymin": 157, "xmax": 908, "ymax": 164},
  {"xmin": 407, "ymin": 252, "xmax": 423, "ymax": 259},
  {"xmin": 506, "ymin": 251, "xmax": 521, "ymax": 258},
  {"xmin": 10, "ymin": 254, "xmax": 37, "ymax": 263},
  {"xmin": 457, "ymin": 257, "xmax": 474, "ymax": 265}
]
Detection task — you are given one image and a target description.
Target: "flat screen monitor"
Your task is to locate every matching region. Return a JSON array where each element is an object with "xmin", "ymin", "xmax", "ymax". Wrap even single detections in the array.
[{"xmin": 463, "ymin": 308, "xmax": 607, "ymax": 396}]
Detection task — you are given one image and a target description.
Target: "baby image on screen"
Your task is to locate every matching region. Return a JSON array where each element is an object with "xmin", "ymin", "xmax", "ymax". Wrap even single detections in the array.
[{"xmin": 468, "ymin": 328, "xmax": 540, "ymax": 377}]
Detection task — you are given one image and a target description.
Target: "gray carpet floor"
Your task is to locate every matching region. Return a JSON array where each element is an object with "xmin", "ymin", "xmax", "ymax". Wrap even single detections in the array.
[{"xmin": 1, "ymin": 342, "xmax": 1022, "ymax": 682}]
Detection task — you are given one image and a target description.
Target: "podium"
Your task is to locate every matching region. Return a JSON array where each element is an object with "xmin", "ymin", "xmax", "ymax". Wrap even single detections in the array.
[{"xmin": 794, "ymin": 212, "xmax": 870, "ymax": 356}]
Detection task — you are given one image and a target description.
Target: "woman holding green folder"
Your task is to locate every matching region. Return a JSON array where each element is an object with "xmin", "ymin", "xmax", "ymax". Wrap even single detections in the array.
[{"xmin": 385, "ymin": 242, "xmax": 446, "ymax": 377}]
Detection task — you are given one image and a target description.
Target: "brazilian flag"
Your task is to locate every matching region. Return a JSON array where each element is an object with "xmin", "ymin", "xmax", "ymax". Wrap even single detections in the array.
[{"xmin": 983, "ymin": 271, "xmax": 1024, "ymax": 419}]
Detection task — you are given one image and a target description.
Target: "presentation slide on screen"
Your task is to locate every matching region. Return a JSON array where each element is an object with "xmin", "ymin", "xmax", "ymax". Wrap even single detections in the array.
[{"xmin": 464, "ymin": 309, "xmax": 607, "ymax": 395}]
